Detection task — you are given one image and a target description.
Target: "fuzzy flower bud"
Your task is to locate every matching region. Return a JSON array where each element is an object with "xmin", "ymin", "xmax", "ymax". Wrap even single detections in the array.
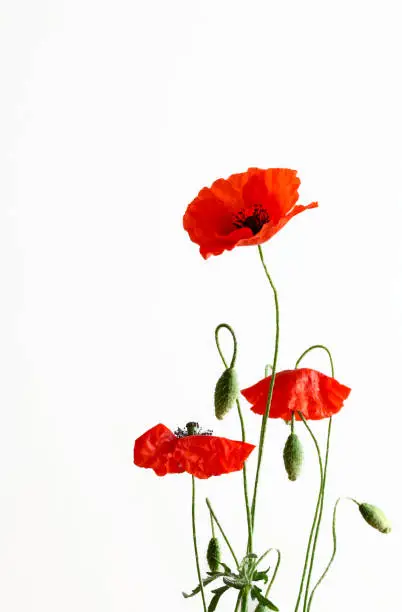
[
  {"xmin": 358, "ymin": 503, "xmax": 391, "ymax": 534},
  {"xmin": 214, "ymin": 368, "xmax": 239, "ymax": 420},
  {"xmin": 283, "ymin": 433, "xmax": 303, "ymax": 481},
  {"xmin": 206, "ymin": 537, "xmax": 221, "ymax": 572}
]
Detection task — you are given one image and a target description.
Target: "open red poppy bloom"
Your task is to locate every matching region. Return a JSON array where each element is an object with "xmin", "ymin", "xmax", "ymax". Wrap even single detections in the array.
[
  {"xmin": 134, "ymin": 422, "xmax": 255, "ymax": 479},
  {"xmin": 183, "ymin": 168, "xmax": 318, "ymax": 258},
  {"xmin": 241, "ymin": 368, "xmax": 351, "ymax": 420}
]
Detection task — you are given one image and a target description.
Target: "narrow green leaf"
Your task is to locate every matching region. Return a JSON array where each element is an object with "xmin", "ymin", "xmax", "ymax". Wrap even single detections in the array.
[
  {"xmin": 253, "ymin": 570, "xmax": 269, "ymax": 583},
  {"xmin": 219, "ymin": 562, "xmax": 232, "ymax": 574},
  {"xmin": 182, "ymin": 574, "xmax": 223, "ymax": 598},
  {"xmin": 251, "ymin": 586, "xmax": 279, "ymax": 610},
  {"xmin": 223, "ymin": 576, "xmax": 247, "ymax": 590},
  {"xmin": 208, "ymin": 586, "xmax": 230, "ymax": 612}
]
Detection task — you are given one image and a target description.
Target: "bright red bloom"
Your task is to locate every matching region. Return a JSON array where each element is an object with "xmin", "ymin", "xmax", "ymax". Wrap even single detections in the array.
[
  {"xmin": 183, "ymin": 168, "xmax": 318, "ymax": 259},
  {"xmin": 134, "ymin": 423, "xmax": 255, "ymax": 479},
  {"xmin": 241, "ymin": 368, "xmax": 351, "ymax": 421}
]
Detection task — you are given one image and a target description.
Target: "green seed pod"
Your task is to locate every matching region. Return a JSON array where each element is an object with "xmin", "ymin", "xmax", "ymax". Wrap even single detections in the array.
[
  {"xmin": 283, "ymin": 433, "xmax": 303, "ymax": 481},
  {"xmin": 359, "ymin": 503, "xmax": 392, "ymax": 534},
  {"xmin": 206, "ymin": 537, "xmax": 221, "ymax": 572},
  {"xmin": 214, "ymin": 368, "xmax": 239, "ymax": 420}
]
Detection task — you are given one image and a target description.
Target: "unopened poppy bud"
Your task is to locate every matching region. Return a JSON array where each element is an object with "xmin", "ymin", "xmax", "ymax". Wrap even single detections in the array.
[
  {"xmin": 358, "ymin": 503, "xmax": 392, "ymax": 534},
  {"xmin": 283, "ymin": 433, "xmax": 303, "ymax": 481},
  {"xmin": 206, "ymin": 537, "xmax": 221, "ymax": 572},
  {"xmin": 214, "ymin": 368, "xmax": 239, "ymax": 420}
]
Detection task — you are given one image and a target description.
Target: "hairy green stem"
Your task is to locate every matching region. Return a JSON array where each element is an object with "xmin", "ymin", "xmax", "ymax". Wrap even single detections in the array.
[
  {"xmin": 251, "ymin": 245, "xmax": 280, "ymax": 528},
  {"xmin": 206, "ymin": 497, "xmax": 239, "ymax": 569},
  {"xmin": 234, "ymin": 590, "xmax": 243, "ymax": 612},
  {"xmin": 192, "ymin": 476, "xmax": 207, "ymax": 612},
  {"xmin": 265, "ymin": 548, "xmax": 282, "ymax": 597},
  {"xmin": 303, "ymin": 419, "xmax": 332, "ymax": 612},
  {"xmin": 294, "ymin": 345, "xmax": 335, "ymax": 612},
  {"xmin": 294, "ymin": 414, "xmax": 324, "ymax": 612},
  {"xmin": 215, "ymin": 323, "xmax": 253, "ymax": 553},
  {"xmin": 307, "ymin": 497, "xmax": 345, "ymax": 611}
]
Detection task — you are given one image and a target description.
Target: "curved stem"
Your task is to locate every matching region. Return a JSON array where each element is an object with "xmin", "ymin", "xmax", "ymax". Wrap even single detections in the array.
[
  {"xmin": 192, "ymin": 476, "xmax": 207, "ymax": 612},
  {"xmin": 295, "ymin": 345, "xmax": 334, "ymax": 377},
  {"xmin": 307, "ymin": 497, "xmax": 346, "ymax": 611},
  {"xmin": 215, "ymin": 324, "xmax": 253, "ymax": 553},
  {"xmin": 303, "ymin": 418, "xmax": 332, "ymax": 612},
  {"xmin": 251, "ymin": 245, "xmax": 280, "ymax": 528},
  {"xmin": 294, "ymin": 344, "xmax": 335, "ymax": 612},
  {"xmin": 294, "ymin": 414, "xmax": 323, "ymax": 612},
  {"xmin": 215, "ymin": 323, "xmax": 238, "ymax": 369},
  {"xmin": 257, "ymin": 548, "xmax": 281, "ymax": 597},
  {"xmin": 206, "ymin": 498, "xmax": 239, "ymax": 569}
]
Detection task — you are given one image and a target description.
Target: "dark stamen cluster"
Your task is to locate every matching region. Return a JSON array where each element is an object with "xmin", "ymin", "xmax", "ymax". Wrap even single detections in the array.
[
  {"xmin": 174, "ymin": 421, "xmax": 213, "ymax": 438},
  {"xmin": 232, "ymin": 205, "xmax": 270, "ymax": 235}
]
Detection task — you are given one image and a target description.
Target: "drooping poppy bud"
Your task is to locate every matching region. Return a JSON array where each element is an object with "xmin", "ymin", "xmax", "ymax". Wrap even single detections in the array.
[
  {"xmin": 283, "ymin": 433, "xmax": 303, "ymax": 481},
  {"xmin": 358, "ymin": 503, "xmax": 392, "ymax": 534},
  {"xmin": 214, "ymin": 368, "xmax": 239, "ymax": 420},
  {"xmin": 206, "ymin": 537, "xmax": 221, "ymax": 572}
]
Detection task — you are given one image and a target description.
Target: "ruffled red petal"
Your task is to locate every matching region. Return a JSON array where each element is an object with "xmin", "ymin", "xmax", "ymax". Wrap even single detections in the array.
[
  {"xmin": 133, "ymin": 424, "xmax": 184, "ymax": 476},
  {"xmin": 241, "ymin": 368, "xmax": 351, "ymax": 421},
  {"xmin": 175, "ymin": 436, "xmax": 255, "ymax": 479},
  {"xmin": 134, "ymin": 425, "xmax": 255, "ymax": 478},
  {"xmin": 183, "ymin": 168, "xmax": 318, "ymax": 259}
]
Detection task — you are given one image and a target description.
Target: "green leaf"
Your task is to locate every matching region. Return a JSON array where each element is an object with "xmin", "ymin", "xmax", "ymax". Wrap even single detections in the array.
[
  {"xmin": 253, "ymin": 570, "xmax": 269, "ymax": 583},
  {"xmin": 219, "ymin": 562, "xmax": 233, "ymax": 574},
  {"xmin": 223, "ymin": 576, "xmax": 247, "ymax": 590},
  {"xmin": 208, "ymin": 586, "xmax": 230, "ymax": 612},
  {"xmin": 182, "ymin": 574, "xmax": 224, "ymax": 598},
  {"xmin": 251, "ymin": 586, "xmax": 279, "ymax": 611}
]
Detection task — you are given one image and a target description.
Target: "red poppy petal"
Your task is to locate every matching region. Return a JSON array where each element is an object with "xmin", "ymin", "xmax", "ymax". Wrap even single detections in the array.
[
  {"xmin": 175, "ymin": 436, "xmax": 255, "ymax": 479},
  {"xmin": 183, "ymin": 168, "xmax": 318, "ymax": 258},
  {"xmin": 241, "ymin": 369, "xmax": 351, "ymax": 421},
  {"xmin": 263, "ymin": 168, "xmax": 301, "ymax": 216},
  {"xmin": 133, "ymin": 424, "xmax": 184, "ymax": 476}
]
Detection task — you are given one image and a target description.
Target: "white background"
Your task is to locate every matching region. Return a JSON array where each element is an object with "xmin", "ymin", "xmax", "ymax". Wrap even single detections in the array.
[{"xmin": 1, "ymin": 1, "xmax": 401, "ymax": 611}]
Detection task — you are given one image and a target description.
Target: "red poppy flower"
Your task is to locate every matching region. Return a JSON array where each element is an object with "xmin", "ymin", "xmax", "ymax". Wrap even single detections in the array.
[
  {"xmin": 134, "ymin": 422, "xmax": 255, "ymax": 479},
  {"xmin": 183, "ymin": 168, "xmax": 318, "ymax": 259},
  {"xmin": 241, "ymin": 368, "xmax": 351, "ymax": 421}
]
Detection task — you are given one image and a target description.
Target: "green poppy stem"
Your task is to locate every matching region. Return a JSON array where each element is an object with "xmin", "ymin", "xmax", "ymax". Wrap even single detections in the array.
[
  {"xmin": 293, "ymin": 345, "xmax": 335, "ymax": 612},
  {"xmin": 251, "ymin": 245, "xmax": 280, "ymax": 529},
  {"xmin": 191, "ymin": 476, "xmax": 207, "ymax": 612},
  {"xmin": 206, "ymin": 497, "xmax": 240, "ymax": 569},
  {"xmin": 234, "ymin": 590, "xmax": 243, "ymax": 612},
  {"xmin": 306, "ymin": 497, "xmax": 344, "ymax": 611},
  {"xmin": 215, "ymin": 324, "xmax": 253, "ymax": 554}
]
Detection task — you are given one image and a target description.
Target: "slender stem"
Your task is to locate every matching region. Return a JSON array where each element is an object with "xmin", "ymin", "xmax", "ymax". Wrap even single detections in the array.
[
  {"xmin": 209, "ymin": 506, "xmax": 216, "ymax": 538},
  {"xmin": 234, "ymin": 590, "xmax": 243, "ymax": 612},
  {"xmin": 264, "ymin": 549, "xmax": 281, "ymax": 597},
  {"xmin": 293, "ymin": 344, "xmax": 336, "ymax": 612},
  {"xmin": 241, "ymin": 586, "xmax": 250, "ymax": 612},
  {"xmin": 294, "ymin": 414, "xmax": 323, "ymax": 612},
  {"xmin": 215, "ymin": 324, "xmax": 253, "ymax": 553},
  {"xmin": 215, "ymin": 323, "xmax": 238, "ymax": 369},
  {"xmin": 303, "ymin": 418, "xmax": 332, "ymax": 612},
  {"xmin": 191, "ymin": 476, "xmax": 207, "ymax": 612},
  {"xmin": 295, "ymin": 345, "xmax": 334, "ymax": 375},
  {"xmin": 251, "ymin": 245, "xmax": 280, "ymax": 528},
  {"xmin": 306, "ymin": 498, "xmax": 343, "ymax": 611},
  {"xmin": 206, "ymin": 498, "xmax": 239, "ymax": 569}
]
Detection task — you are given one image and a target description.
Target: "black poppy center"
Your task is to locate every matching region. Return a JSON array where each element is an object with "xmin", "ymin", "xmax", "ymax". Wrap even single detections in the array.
[
  {"xmin": 233, "ymin": 205, "xmax": 270, "ymax": 235},
  {"xmin": 174, "ymin": 421, "xmax": 213, "ymax": 438}
]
